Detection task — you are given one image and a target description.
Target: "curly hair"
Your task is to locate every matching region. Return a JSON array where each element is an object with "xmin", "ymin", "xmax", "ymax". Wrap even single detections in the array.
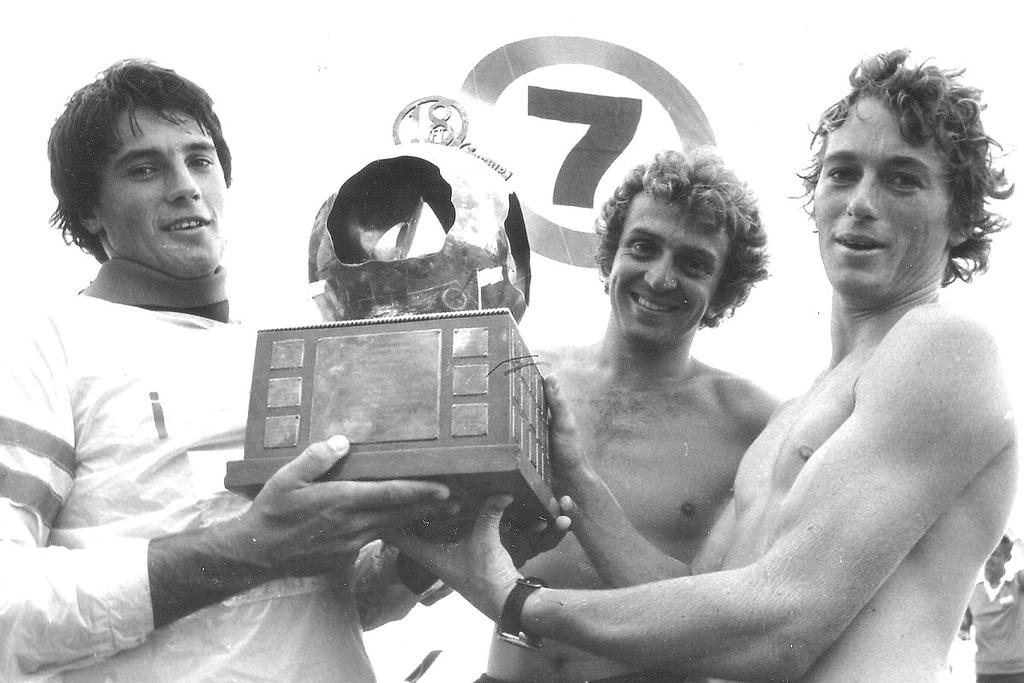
[
  {"xmin": 800, "ymin": 49, "xmax": 1013, "ymax": 286},
  {"xmin": 48, "ymin": 59, "xmax": 232, "ymax": 263},
  {"xmin": 595, "ymin": 149, "xmax": 768, "ymax": 328}
]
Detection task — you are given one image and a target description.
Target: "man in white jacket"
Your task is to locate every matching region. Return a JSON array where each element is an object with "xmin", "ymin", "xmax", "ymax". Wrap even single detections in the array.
[{"xmin": 0, "ymin": 58, "xmax": 452, "ymax": 682}]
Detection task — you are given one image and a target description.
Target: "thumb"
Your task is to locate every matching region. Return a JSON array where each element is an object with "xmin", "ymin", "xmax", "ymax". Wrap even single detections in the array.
[
  {"xmin": 476, "ymin": 494, "xmax": 514, "ymax": 539},
  {"xmin": 479, "ymin": 493, "xmax": 514, "ymax": 522},
  {"xmin": 274, "ymin": 435, "xmax": 350, "ymax": 485}
]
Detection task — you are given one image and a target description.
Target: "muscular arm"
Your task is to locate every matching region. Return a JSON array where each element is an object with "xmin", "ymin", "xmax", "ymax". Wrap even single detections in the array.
[
  {"xmin": 420, "ymin": 309, "xmax": 1016, "ymax": 679},
  {"xmin": 149, "ymin": 438, "xmax": 450, "ymax": 628}
]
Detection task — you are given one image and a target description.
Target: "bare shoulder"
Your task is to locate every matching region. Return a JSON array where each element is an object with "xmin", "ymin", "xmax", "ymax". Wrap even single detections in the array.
[
  {"xmin": 868, "ymin": 303, "xmax": 1004, "ymax": 389},
  {"xmin": 698, "ymin": 363, "xmax": 781, "ymax": 435},
  {"xmin": 885, "ymin": 302, "xmax": 998, "ymax": 347},
  {"xmin": 534, "ymin": 344, "xmax": 601, "ymax": 382},
  {"xmin": 861, "ymin": 303, "xmax": 1014, "ymax": 452}
]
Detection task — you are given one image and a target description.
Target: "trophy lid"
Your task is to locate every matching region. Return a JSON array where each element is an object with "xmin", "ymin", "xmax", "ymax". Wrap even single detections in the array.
[{"xmin": 309, "ymin": 97, "xmax": 530, "ymax": 323}]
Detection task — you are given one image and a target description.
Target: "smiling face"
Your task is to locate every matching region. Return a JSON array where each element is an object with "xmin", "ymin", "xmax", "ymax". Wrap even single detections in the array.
[
  {"xmin": 84, "ymin": 108, "xmax": 227, "ymax": 279},
  {"xmin": 813, "ymin": 98, "xmax": 958, "ymax": 308},
  {"xmin": 607, "ymin": 193, "xmax": 729, "ymax": 350}
]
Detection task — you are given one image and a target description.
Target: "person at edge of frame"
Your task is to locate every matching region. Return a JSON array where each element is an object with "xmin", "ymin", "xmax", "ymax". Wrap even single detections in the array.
[{"xmin": 959, "ymin": 534, "xmax": 1024, "ymax": 683}]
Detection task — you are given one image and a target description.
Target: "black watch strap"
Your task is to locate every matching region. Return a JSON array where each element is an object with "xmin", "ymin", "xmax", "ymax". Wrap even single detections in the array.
[{"xmin": 497, "ymin": 576, "xmax": 547, "ymax": 650}]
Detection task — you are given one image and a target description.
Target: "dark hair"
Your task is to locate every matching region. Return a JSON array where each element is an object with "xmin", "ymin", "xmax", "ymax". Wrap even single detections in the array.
[
  {"xmin": 800, "ymin": 49, "xmax": 1012, "ymax": 286},
  {"xmin": 997, "ymin": 535, "xmax": 1014, "ymax": 554},
  {"xmin": 595, "ymin": 149, "xmax": 768, "ymax": 328},
  {"xmin": 47, "ymin": 59, "xmax": 232, "ymax": 262}
]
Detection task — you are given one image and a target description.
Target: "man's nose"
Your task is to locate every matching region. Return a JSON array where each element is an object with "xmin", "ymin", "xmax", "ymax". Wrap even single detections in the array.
[
  {"xmin": 166, "ymin": 162, "xmax": 201, "ymax": 202},
  {"xmin": 645, "ymin": 257, "xmax": 678, "ymax": 291},
  {"xmin": 845, "ymin": 177, "xmax": 878, "ymax": 220}
]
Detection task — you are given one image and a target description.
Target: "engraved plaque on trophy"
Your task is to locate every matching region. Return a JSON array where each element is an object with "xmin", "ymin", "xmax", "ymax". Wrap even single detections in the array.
[{"xmin": 225, "ymin": 309, "xmax": 555, "ymax": 536}]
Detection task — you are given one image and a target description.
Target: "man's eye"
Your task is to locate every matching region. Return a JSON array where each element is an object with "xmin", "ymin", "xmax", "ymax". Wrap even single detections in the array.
[
  {"xmin": 888, "ymin": 172, "xmax": 923, "ymax": 190},
  {"xmin": 683, "ymin": 256, "xmax": 712, "ymax": 276},
  {"xmin": 826, "ymin": 167, "xmax": 858, "ymax": 184},
  {"xmin": 189, "ymin": 156, "xmax": 215, "ymax": 169},
  {"xmin": 126, "ymin": 165, "xmax": 158, "ymax": 179},
  {"xmin": 627, "ymin": 241, "xmax": 654, "ymax": 256}
]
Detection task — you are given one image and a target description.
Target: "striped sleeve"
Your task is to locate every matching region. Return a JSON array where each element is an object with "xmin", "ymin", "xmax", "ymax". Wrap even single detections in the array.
[
  {"xmin": 0, "ymin": 310, "xmax": 77, "ymax": 546},
  {"xmin": 0, "ymin": 307, "xmax": 155, "ymax": 677},
  {"xmin": 0, "ymin": 416, "xmax": 75, "ymax": 542}
]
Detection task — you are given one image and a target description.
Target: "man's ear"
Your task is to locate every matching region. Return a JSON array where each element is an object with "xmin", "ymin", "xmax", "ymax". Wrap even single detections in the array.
[
  {"xmin": 948, "ymin": 229, "xmax": 968, "ymax": 248},
  {"xmin": 82, "ymin": 212, "xmax": 104, "ymax": 236},
  {"xmin": 947, "ymin": 216, "xmax": 969, "ymax": 248}
]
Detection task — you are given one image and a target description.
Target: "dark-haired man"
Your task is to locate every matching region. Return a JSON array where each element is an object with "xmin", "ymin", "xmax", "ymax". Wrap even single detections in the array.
[
  {"xmin": 482, "ymin": 148, "xmax": 777, "ymax": 682},
  {"xmin": 0, "ymin": 59, "xmax": 452, "ymax": 681},
  {"xmin": 399, "ymin": 50, "xmax": 1017, "ymax": 682}
]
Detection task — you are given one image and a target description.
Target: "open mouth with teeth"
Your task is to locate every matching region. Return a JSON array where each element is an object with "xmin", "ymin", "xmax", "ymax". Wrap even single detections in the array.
[
  {"xmin": 835, "ymin": 234, "xmax": 885, "ymax": 251},
  {"xmin": 631, "ymin": 293, "xmax": 681, "ymax": 313},
  {"xmin": 164, "ymin": 217, "xmax": 210, "ymax": 232}
]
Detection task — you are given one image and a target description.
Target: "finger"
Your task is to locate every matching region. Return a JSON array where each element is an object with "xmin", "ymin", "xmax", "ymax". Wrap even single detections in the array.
[
  {"xmin": 317, "ymin": 502, "xmax": 459, "ymax": 549},
  {"xmin": 528, "ymin": 517, "xmax": 549, "ymax": 535},
  {"xmin": 533, "ymin": 514, "xmax": 571, "ymax": 552},
  {"xmin": 272, "ymin": 436, "xmax": 350, "ymax": 486},
  {"xmin": 373, "ymin": 502, "xmax": 465, "ymax": 535},
  {"xmin": 338, "ymin": 479, "xmax": 451, "ymax": 508},
  {"xmin": 558, "ymin": 495, "xmax": 579, "ymax": 517},
  {"xmin": 480, "ymin": 494, "xmax": 514, "ymax": 519},
  {"xmin": 543, "ymin": 376, "xmax": 583, "ymax": 449},
  {"xmin": 544, "ymin": 375, "xmax": 572, "ymax": 426}
]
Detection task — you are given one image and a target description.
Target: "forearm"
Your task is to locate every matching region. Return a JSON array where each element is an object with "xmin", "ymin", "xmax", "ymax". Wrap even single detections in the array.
[
  {"xmin": 567, "ymin": 467, "xmax": 691, "ymax": 585},
  {"xmin": 148, "ymin": 517, "xmax": 276, "ymax": 628},
  {"xmin": 1, "ymin": 539, "xmax": 152, "ymax": 675},
  {"xmin": 517, "ymin": 567, "xmax": 814, "ymax": 680}
]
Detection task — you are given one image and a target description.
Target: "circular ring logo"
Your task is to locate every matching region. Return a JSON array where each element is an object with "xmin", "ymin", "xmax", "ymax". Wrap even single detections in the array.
[
  {"xmin": 393, "ymin": 96, "xmax": 470, "ymax": 147},
  {"xmin": 462, "ymin": 36, "xmax": 714, "ymax": 267}
]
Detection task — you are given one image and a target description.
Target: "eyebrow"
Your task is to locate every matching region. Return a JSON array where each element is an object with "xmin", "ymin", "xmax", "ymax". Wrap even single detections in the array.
[
  {"xmin": 625, "ymin": 227, "xmax": 664, "ymax": 241},
  {"xmin": 822, "ymin": 150, "xmax": 939, "ymax": 174},
  {"xmin": 110, "ymin": 140, "xmax": 218, "ymax": 169},
  {"xmin": 627, "ymin": 228, "xmax": 720, "ymax": 263}
]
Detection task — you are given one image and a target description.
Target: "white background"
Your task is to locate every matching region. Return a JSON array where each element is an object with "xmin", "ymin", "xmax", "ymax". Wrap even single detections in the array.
[{"xmin": 1, "ymin": 2, "xmax": 1020, "ymax": 680}]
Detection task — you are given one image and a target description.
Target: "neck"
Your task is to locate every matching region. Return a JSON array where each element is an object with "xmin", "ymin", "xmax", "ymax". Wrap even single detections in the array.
[
  {"xmin": 83, "ymin": 258, "xmax": 230, "ymax": 322},
  {"xmin": 828, "ymin": 287, "xmax": 940, "ymax": 367},
  {"xmin": 598, "ymin": 317, "xmax": 698, "ymax": 386}
]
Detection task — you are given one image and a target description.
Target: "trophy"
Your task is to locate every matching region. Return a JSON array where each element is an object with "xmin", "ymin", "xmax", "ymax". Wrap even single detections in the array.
[{"xmin": 225, "ymin": 97, "xmax": 556, "ymax": 538}]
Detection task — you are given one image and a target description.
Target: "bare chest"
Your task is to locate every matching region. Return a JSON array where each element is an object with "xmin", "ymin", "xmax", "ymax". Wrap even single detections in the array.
[
  {"xmin": 728, "ymin": 366, "xmax": 859, "ymax": 563},
  {"xmin": 575, "ymin": 386, "xmax": 750, "ymax": 553}
]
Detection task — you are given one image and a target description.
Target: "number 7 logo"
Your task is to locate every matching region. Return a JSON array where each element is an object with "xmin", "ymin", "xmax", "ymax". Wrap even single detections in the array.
[
  {"xmin": 527, "ymin": 86, "xmax": 642, "ymax": 210},
  {"xmin": 463, "ymin": 37, "xmax": 714, "ymax": 268}
]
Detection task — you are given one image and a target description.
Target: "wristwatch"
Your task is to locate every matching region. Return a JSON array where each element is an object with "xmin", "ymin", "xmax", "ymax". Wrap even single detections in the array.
[{"xmin": 496, "ymin": 576, "xmax": 547, "ymax": 650}]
